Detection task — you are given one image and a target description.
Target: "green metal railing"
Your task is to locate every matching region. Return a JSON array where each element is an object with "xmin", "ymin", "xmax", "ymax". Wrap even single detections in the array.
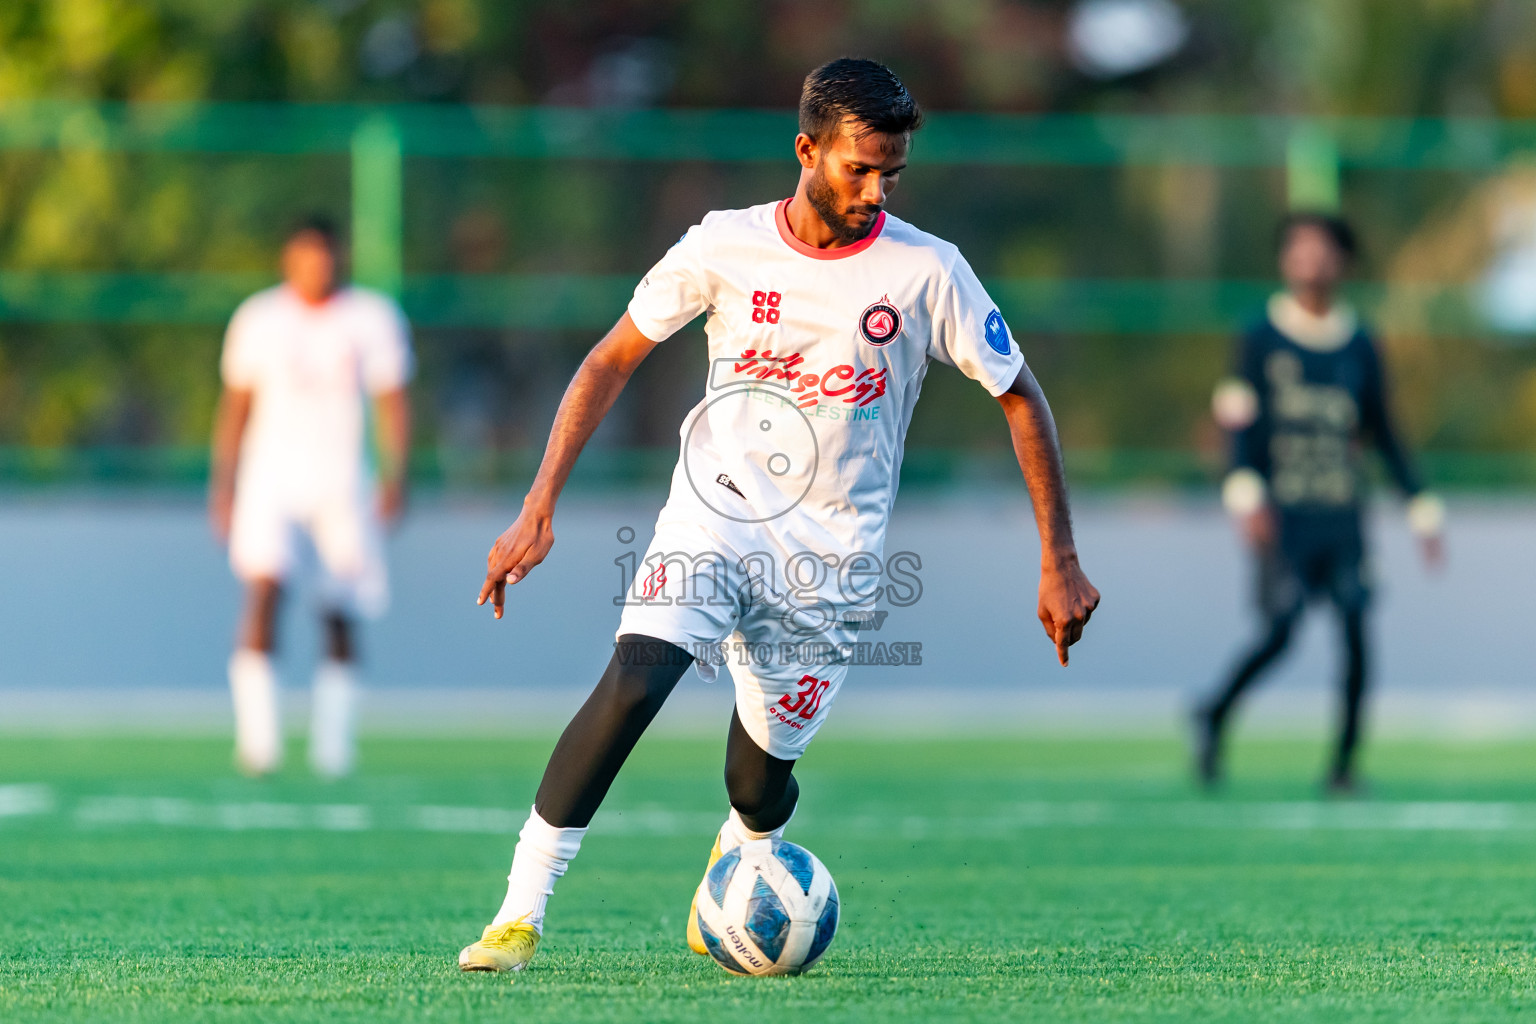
[
  {"xmin": 6, "ymin": 444, "xmax": 1536, "ymax": 492},
  {"xmin": 0, "ymin": 101, "xmax": 1528, "ymax": 329},
  {"xmin": 0, "ymin": 271, "xmax": 1480, "ymax": 334},
  {"xmin": 2, "ymin": 101, "xmax": 1528, "ymax": 168}
]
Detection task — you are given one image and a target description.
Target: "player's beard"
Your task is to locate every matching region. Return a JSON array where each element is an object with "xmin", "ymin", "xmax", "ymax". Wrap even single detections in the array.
[{"xmin": 805, "ymin": 164, "xmax": 881, "ymax": 245}]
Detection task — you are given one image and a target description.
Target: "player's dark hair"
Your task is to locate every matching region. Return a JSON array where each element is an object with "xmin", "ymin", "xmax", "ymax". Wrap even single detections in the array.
[
  {"xmin": 288, "ymin": 214, "xmax": 340, "ymax": 249},
  {"xmin": 1277, "ymin": 211, "xmax": 1357, "ymax": 260},
  {"xmin": 799, "ymin": 58, "xmax": 923, "ymax": 145}
]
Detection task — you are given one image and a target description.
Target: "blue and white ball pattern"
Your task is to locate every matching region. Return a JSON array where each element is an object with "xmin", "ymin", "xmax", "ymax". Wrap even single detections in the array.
[{"xmin": 694, "ymin": 838, "xmax": 839, "ymax": 975}]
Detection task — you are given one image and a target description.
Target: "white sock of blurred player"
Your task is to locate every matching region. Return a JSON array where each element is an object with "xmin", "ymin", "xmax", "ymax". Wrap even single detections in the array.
[
  {"xmin": 491, "ymin": 808, "xmax": 588, "ymax": 933},
  {"xmin": 716, "ymin": 806, "xmax": 793, "ymax": 853},
  {"xmin": 229, "ymin": 649, "xmax": 282, "ymax": 775},
  {"xmin": 308, "ymin": 660, "xmax": 358, "ymax": 779}
]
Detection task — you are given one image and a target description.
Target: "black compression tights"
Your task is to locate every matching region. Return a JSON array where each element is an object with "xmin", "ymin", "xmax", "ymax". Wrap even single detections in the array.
[
  {"xmin": 534, "ymin": 635, "xmax": 798, "ymax": 831},
  {"xmin": 1207, "ymin": 607, "xmax": 1369, "ymax": 780}
]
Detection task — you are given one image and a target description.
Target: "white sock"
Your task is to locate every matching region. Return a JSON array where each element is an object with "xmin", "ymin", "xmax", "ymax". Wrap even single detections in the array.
[
  {"xmin": 229, "ymin": 649, "xmax": 282, "ymax": 774},
  {"xmin": 717, "ymin": 806, "xmax": 794, "ymax": 854},
  {"xmin": 308, "ymin": 660, "xmax": 358, "ymax": 779},
  {"xmin": 492, "ymin": 807, "xmax": 588, "ymax": 933}
]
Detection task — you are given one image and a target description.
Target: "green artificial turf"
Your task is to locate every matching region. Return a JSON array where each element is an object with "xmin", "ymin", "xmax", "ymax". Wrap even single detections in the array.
[{"xmin": 3, "ymin": 733, "xmax": 1536, "ymax": 1022}]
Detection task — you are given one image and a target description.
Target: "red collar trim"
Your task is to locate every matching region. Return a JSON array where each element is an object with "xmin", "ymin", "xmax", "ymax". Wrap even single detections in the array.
[{"xmin": 774, "ymin": 198, "xmax": 885, "ymax": 260}]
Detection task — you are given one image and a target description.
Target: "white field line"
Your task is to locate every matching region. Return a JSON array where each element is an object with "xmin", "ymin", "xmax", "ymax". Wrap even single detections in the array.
[
  {"xmin": 73, "ymin": 796, "xmax": 374, "ymax": 831},
  {"xmin": 16, "ymin": 686, "xmax": 1536, "ymax": 739},
  {"xmin": 0, "ymin": 789, "xmax": 1529, "ymax": 835},
  {"xmin": 0, "ymin": 783, "xmax": 54, "ymax": 818}
]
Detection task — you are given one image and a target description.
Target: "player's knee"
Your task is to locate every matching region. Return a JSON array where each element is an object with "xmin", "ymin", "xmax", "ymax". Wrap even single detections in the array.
[
  {"xmin": 726, "ymin": 784, "xmax": 777, "ymax": 820},
  {"xmin": 322, "ymin": 612, "xmax": 354, "ymax": 662},
  {"xmin": 240, "ymin": 581, "xmax": 282, "ymax": 652},
  {"xmin": 724, "ymin": 773, "xmax": 769, "ymax": 817},
  {"xmin": 725, "ymin": 762, "xmax": 795, "ymax": 819}
]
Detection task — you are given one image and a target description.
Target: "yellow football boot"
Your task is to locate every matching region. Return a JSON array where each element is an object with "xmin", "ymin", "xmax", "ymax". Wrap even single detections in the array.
[
  {"xmin": 686, "ymin": 835, "xmax": 725, "ymax": 954},
  {"xmin": 458, "ymin": 916, "xmax": 541, "ymax": 973}
]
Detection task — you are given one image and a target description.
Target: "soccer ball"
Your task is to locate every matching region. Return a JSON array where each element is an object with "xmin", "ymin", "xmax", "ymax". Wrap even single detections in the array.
[{"xmin": 694, "ymin": 837, "xmax": 839, "ymax": 975}]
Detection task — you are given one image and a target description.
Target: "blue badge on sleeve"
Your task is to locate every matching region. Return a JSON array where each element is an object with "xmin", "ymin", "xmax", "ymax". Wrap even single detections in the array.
[{"xmin": 984, "ymin": 309, "xmax": 1010, "ymax": 354}]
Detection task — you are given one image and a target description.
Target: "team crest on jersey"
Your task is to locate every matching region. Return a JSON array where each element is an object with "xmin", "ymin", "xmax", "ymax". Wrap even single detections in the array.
[{"xmin": 859, "ymin": 296, "xmax": 903, "ymax": 346}]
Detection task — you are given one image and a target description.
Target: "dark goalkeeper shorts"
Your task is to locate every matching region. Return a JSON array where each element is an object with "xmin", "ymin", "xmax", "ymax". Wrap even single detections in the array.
[{"xmin": 1259, "ymin": 512, "xmax": 1370, "ymax": 617}]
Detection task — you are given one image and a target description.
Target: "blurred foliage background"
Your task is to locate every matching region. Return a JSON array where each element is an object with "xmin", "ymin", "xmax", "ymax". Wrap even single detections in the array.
[{"xmin": 5, "ymin": 0, "xmax": 1536, "ymax": 486}]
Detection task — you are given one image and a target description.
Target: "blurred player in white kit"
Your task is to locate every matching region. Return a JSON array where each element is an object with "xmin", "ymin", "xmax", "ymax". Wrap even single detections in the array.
[{"xmin": 209, "ymin": 217, "xmax": 413, "ymax": 777}]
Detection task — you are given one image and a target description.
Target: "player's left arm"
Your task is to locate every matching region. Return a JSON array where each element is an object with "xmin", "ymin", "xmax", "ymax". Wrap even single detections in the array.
[
  {"xmin": 996, "ymin": 364, "xmax": 1101, "ymax": 666},
  {"xmin": 1361, "ymin": 336, "xmax": 1444, "ymax": 568},
  {"xmin": 362, "ymin": 297, "xmax": 416, "ymax": 526},
  {"xmin": 372, "ymin": 387, "xmax": 412, "ymax": 524}
]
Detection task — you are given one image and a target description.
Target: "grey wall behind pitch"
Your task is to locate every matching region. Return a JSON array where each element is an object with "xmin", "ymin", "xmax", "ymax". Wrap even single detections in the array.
[{"xmin": 0, "ymin": 493, "xmax": 1518, "ymax": 699}]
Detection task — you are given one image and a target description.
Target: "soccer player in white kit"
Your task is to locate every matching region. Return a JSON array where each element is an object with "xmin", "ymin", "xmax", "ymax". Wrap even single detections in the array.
[
  {"xmin": 209, "ymin": 218, "xmax": 413, "ymax": 778},
  {"xmin": 458, "ymin": 60, "xmax": 1100, "ymax": 972}
]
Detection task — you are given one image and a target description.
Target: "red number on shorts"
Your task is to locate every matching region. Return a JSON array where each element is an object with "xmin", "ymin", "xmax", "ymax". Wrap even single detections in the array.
[
  {"xmin": 778, "ymin": 674, "xmax": 829, "ymax": 719},
  {"xmin": 777, "ymin": 675, "xmax": 816, "ymax": 712},
  {"xmin": 800, "ymin": 680, "xmax": 828, "ymax": 718}
]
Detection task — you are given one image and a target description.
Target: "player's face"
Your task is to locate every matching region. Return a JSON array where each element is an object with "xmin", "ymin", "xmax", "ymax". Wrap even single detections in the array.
[
  {"xmin": 1279, "ymin": 224, "xmax": 1346, "ymax": 295},
  {"xmin": 800, "ymin": 121, "xmax": 908, "ymax": 244},
  {"xmin": 282, "ymin": 231, "xmax": 338, "ymax": 304}
]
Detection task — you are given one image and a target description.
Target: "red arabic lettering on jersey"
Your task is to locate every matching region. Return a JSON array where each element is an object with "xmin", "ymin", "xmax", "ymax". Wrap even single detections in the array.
[{"xmin": 731, "ymin": 348, "xmax": 887, "ymax": 410}]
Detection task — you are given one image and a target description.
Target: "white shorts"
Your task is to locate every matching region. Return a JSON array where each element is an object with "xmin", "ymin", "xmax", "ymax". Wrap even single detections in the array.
[
  {"xmin": 616, "ymin": 515, "xmax": 860, "ymax": 760},
  {"xmin": 229, "ymin": 485, "xmax": 388, "ymax": 618}
]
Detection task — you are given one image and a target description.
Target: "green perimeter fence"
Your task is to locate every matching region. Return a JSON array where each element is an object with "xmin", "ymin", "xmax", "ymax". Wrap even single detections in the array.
[
  {"xmin": 0, "ymin": 102, "xmax": 1531, "ymax": 329},
  {"xmin": 3, "ymin": 102, "xmax": 1536, "ymax": 487},
  {"xmin": 9, "ymin": 445, "xmax": 1536, "ymax": 493}
]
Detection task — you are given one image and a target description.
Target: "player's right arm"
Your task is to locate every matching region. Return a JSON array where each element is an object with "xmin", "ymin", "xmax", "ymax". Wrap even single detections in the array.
[
  {"xmin": 480, "ymin": 220, "xmax": 711, "ymax": 619},
  {"xmin": 1212, "ymin": 329, "xmax": 1273, "ymax": 549},
  {"xmin": 210, "ymin": 297, "xmax": 264, "ymax": 542},
  {"xmin": 477, "ymin": 313, "xmax": 659, "ymax": 618}
]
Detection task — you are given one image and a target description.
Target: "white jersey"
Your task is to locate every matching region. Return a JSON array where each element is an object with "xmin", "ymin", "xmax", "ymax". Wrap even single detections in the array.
[
  {"xmin": 627, "ymin": 198, "xmax": 1024, "ymax": 570},
  {"xmin": 221, "ymin": 284, "xmax": 413, "ymax": 503}
]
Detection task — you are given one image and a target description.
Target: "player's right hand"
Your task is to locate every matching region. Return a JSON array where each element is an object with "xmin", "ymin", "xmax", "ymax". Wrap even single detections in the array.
[
  {"xmin": 478, "ymin": 508, "xmax": 555, "ymax": 619},
  {"xmin": 1420, "ymin": 532, "xmax": 1445, "ymax": 572},
  {"xmin": 1238, "ymin": 506, "xmax": 1275, "ymax": 549},
  {"xmin": 209, "ymin": 487, "xmax": 234, "ymax": 543}
]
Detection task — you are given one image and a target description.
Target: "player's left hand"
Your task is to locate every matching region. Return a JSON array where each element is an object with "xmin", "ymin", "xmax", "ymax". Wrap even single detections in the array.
[
  {"xmin": 478, "ymin": 506, "xmax": 556, "ymax": 619},
  {"xmin": 1038, "ymin": 554, "xmax": 1100, "ymax": 667}
]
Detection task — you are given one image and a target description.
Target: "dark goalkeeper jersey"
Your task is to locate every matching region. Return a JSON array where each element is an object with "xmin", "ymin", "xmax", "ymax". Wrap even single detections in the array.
[{"xmin": 1226, "ymin": 298, "xmax": 1423, "ymax": 519}]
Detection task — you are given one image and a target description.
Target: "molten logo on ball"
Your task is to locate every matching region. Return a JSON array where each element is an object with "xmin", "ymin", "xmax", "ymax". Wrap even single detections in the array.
[
  {"xmin": 694, "ymin": 838, "xmax": 839, "ymax": 975},
  {"xmin": 859, "ymin": 296, "xmax": 902, "ymax": 346}
]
